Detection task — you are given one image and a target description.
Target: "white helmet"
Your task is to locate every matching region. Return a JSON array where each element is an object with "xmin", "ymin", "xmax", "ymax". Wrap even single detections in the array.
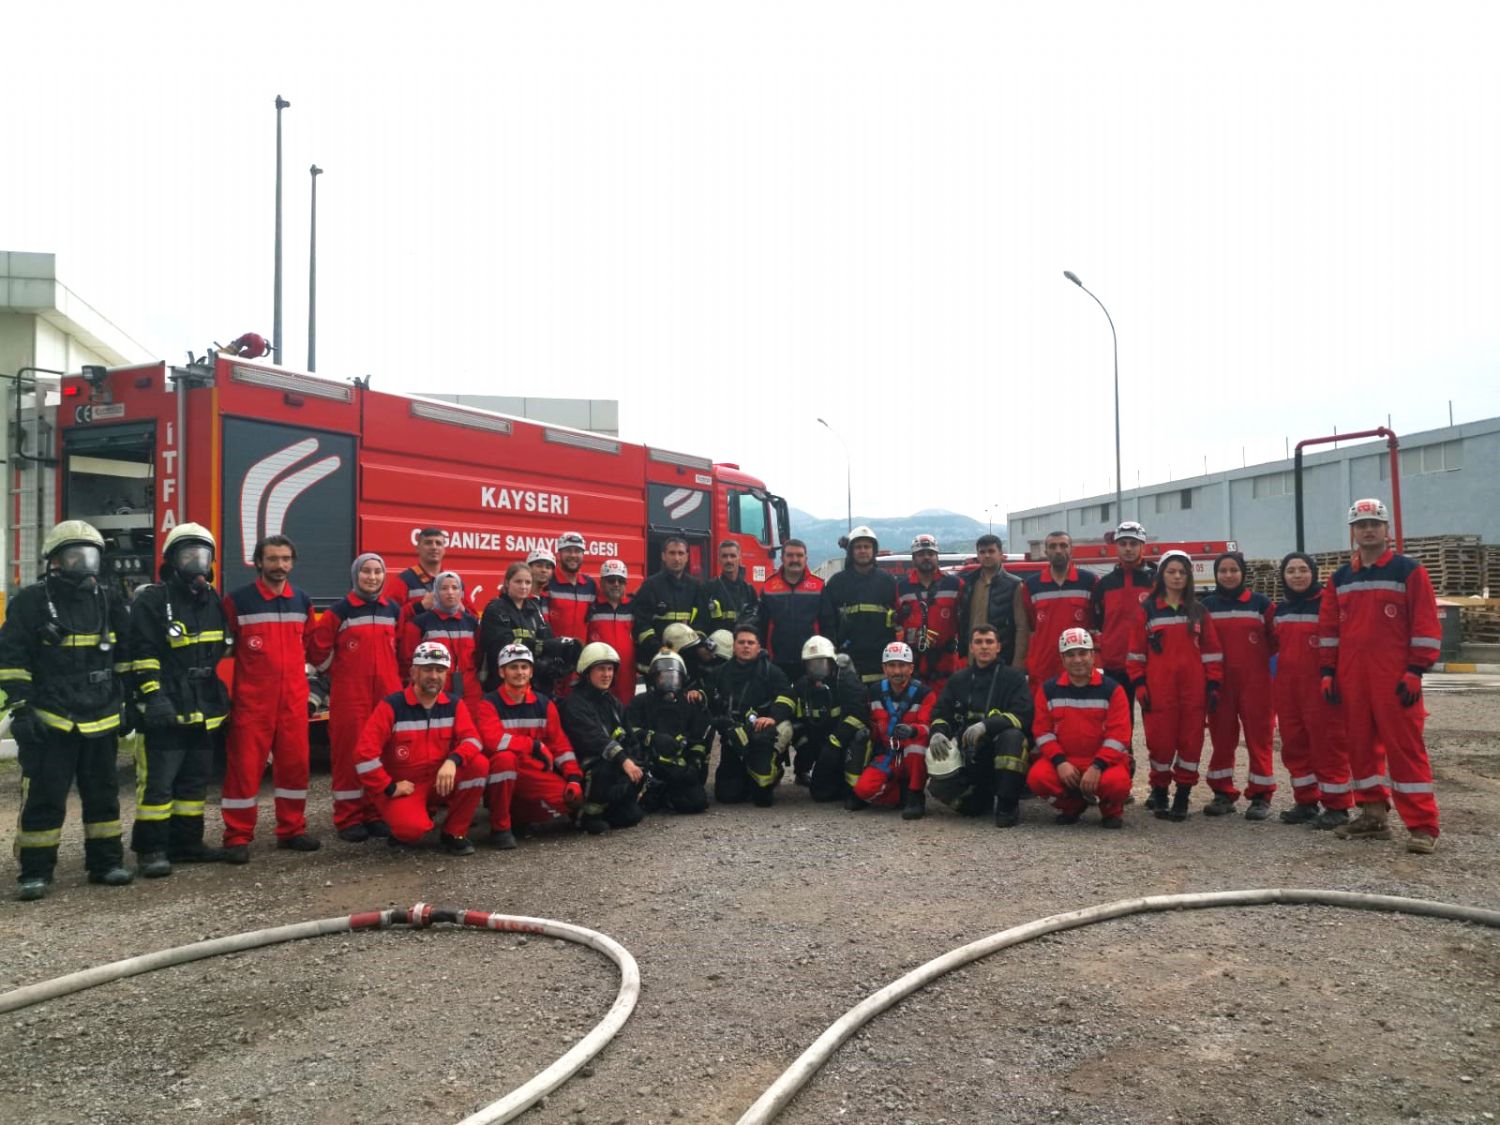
[
  {"xmin": 882, "ymin": 641, "xmax": 914, "ymax": 664},
  {"xmin": 496, "ymin": 643, "xmax": 534, "ymax": 668},
  {"xmin": 662, "ymin": 622, "xmax": 702, "ymax": 652},
  {"xmin": 556, "ymin": 531, "xmax": 586, "ymax": 551},
  {"xmin": 844, "ymin": 525, "xmax": 878, "ymax": 549},
  {"xmin": 163, "ymin": 522, "xmax": 216, "ymax": 555},
  {"xmin": 925, "ymin": 732, "xmax": 963, "ymax": 778},
  {"xmin": 706, "ymin": 630, "xmax": 734, "ymax": 661},
  {"xmin": 1114, "ymin": 520, "xmax": 1147, "ymax": 543},
  {"xmin": 527, "ymin": 548, "xmax": 556, "ymax": 565},
  {"xmin": 42, "ymin": 519, "xmax": 105, "ymax": 558},
  {"xmin": 1058, "ymin": 627, "xmax": 1094, "ymax": 653},
  {"xmin": 648, "ymin": 650, "xmax": 688, "ymax": 693},
  {"xmin": 411, "ymin": 641, "xmax": 453, "ymax": 668},
  {"xmin": 1157, "ymin": 549, "xmax": 1193, "ymax": 574},
  {"xmin": 801, "ymin": 635, "xmax": 837, "ymax": 662},
  {"xmin": 577, "ymin": 641, "xmax": 621, "ymax": 674},
  {"xmin": 910, "ymin": 533, "xmax": 939, "ymax": 555},
  {"xmin": 1347, "ymin": 497, "xmax": 1390, "ymax": 525},
  {"xmin": 600, "ymin": 558, "xmax": 629, "ymax": 581}
]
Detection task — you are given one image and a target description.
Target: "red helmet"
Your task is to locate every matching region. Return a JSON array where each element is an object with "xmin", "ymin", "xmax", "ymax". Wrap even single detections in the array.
[{"xmin": 229, "ymin": 333, "xmax": 270, "ymax": 359}]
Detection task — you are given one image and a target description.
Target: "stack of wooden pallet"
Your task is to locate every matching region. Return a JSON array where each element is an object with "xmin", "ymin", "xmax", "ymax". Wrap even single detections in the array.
[
  {"xmin": 1401, "ymin": 534, "xmax": 1485, "ymax": 596},
  {"xmin": 1458, "ymin": 601, "xmax": 1500, "ymax": 645}
]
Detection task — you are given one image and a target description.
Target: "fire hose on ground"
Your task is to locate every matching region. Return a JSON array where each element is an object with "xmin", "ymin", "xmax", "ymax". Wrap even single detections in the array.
[
  {"xmin": 1, "ymin": 891, "xmax": 1496, "ymax": 1124},
  {"xmin": 0, "ymin": 904, "xmax": 640, "ymax": 1125},
  {"xmin": 734, "ymin": 888, "xmax": 1500, "ymax": 1124}
]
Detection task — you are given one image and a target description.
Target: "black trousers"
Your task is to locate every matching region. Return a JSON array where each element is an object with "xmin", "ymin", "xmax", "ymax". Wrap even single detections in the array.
[
  {"xmin": 15, "ymin": 727, "xmax": 123, "ymax": 881},
  {"xmin": 714, "ymin": 729, "xmax": 780, "ymax": 805},
  {"xmin": 130, "ymin": 724, "xmax": 214, "ymax": 857},
  {"xmin": 644, "ymin": 756, "xmax": 709, "ymax": 814},
  {"xmin": 581, "ymin": 757, "xmax": 645, "ymax": 828},
  {"xmin": 926, "ymin": 728, "xmax": 1027, "ymax": 816}
]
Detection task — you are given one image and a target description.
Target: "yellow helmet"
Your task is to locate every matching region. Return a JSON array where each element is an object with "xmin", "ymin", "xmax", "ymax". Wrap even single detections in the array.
[
  {"xmin": 41, "ymin": 520, "xmax": 104, "ymax": 558},
  {"xmin": 576, "ymin": 641, "xmax": 621, "ymax": 674}
]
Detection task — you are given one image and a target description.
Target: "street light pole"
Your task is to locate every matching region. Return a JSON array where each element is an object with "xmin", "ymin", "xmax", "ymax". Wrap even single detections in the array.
[
  {"xmin": 1063, "ymin": 270, "xmax": 1122, "ymax": 522},
  {"xmin": 273, "ymin": 94, "xmax": 290, "ymax": 365},
  {"xmin": 816, "ymin": 417, "xmax": 852, "ymax": 534},
  {"xmin": 308, "ymin": 164, "xmax": 323, "ymax": 371}
]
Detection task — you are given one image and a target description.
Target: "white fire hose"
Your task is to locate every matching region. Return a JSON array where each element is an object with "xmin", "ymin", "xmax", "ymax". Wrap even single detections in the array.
[
  {"xmin": 0, "ymin": 904, "xmax": 639, "ymax": 1125},
  {"xmin": 735, "ymin": 888, "xmax": 1500, "ymax": 1124}
]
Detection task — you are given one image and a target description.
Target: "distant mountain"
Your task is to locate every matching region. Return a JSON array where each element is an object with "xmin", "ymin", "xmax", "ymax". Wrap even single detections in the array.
[{"xmin": 787, "ymin": 508, "xmax": 1004, "ymax": 568}]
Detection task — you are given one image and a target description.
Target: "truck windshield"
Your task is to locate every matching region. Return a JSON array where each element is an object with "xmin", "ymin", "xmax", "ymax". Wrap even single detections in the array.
[{"xmin": 728, "ymin": 489, "xmax": 770, "ymax": 545}]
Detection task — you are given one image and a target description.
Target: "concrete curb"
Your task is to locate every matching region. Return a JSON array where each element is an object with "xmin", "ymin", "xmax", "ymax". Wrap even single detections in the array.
[{"xmin": 1431, "ymin": 663, "xmax": 1500, "ymax": 674}]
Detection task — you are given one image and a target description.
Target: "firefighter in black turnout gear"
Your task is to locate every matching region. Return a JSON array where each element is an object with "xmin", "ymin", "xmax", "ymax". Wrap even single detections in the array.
[
  {"xmin": 631, "ymin": 536, "xmax": 701, "ymax": 673},
  {"xmin": 0, "ymin": 521, "xmax": 133, "ymax": 900},
  {"xmin": 790, "ymin": 635, "xmax": 872, "ymax": 803},
  {"xmin": 698, "ymin": 538, "xmax": 759, "ymax": 637},
  {"xmin": 128, "ymin": 523, "xmax": 231, "ymax": 876},
  {"xmin": 480, "ymin": 560, "xmax": 577, "ymax": 694},
  {"xmin": 708, "ymin": 626, "xmax": 795, "ymax": 807},
  {"xmin": 818, "ymin": 525, "xmax": 898, "ymax": 684},
  {"xmin": 558, "ymin": 642, "xmax": 647, "ymax": 834},
  {"xmin": 927, "ymin": 624, "xmax": 1034, "ymax": 827},
  {"xmin": 627, "ymin": 650, "xmax": 711, "ymax": 813}
]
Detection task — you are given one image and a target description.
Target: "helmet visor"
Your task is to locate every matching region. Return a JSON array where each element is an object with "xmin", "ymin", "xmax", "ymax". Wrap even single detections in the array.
[
  {"xmin": 56, "ymin": 544, "xmax": 101, "ymax": 579},
  {"xmin": 651, "ymin": 663, "xmax": 684, "ymax": 694},
  {"xmin": 804, "ymin": 656, "xmax": 832, "ymax": 682},
  {"xmin": 173, "ymin": 543, "xmax": 214, "ymax": 577}
]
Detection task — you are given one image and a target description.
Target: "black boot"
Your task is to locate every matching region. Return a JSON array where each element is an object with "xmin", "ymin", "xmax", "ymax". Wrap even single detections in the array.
[
  {"xmin": 1280, "ymin": 803, "xmax": 1321, "ymax": 825},
  {"xmin": 139, "ymin": 853, "xmax": 173, "ymax": 879},
  {"xmin": 844, "ymin": 793, "xmax": 867, "ymax": 811},
  {"xmin": 994, "ymin": 771, "xmax": 1023, "ymax": 828},
  {"xmin": 1147, "ymin": 787, "xmax": 1170, "ymax": 815},
  {"xmin": 901, "ymin": 790, "xmax": 926, "ymax": 821},
  {"xmin": 1167, "ymin": 785, "xmax": 1192, "ymax": 822},
  {"xmin": 1203, "ymin": 792, "xmax": 1237, "ymax": 817}
]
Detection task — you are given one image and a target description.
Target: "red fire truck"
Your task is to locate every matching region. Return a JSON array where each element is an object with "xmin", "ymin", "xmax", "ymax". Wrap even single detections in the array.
[{"xmin": 11, "ymin": 354, "xmax": 789, "ymax": 606}]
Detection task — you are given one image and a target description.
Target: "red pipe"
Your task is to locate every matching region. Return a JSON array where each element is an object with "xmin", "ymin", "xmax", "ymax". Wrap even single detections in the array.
[{"xmin": 1294, "ymin": 427, "xmax": 1403, "ymax": 552}]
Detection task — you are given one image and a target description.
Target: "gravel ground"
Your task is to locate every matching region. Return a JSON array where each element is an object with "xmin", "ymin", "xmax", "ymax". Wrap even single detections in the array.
[{"xmin": 0, "ymin": 674, "xmax": 1496, "ymax": 1124}]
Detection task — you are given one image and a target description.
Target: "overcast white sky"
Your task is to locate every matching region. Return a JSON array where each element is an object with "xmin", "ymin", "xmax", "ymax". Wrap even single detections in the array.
[{"xmin": 6, "ymin": 2, "xmax": 1497, "ymax": 525}]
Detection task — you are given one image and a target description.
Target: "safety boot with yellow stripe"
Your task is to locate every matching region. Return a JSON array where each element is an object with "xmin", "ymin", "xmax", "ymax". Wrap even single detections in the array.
[{"xmin": 1333, "ymin": 803, "xmax": 1391, "ymax": 840}]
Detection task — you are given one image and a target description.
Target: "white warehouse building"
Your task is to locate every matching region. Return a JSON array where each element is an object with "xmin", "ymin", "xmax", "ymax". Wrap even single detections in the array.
[{"xmin": 1007, "ymin": 416, "xmax": 1500, "ymax": 559}]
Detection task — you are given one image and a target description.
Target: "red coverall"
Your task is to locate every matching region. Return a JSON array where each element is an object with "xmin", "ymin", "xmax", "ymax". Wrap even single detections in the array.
[
  {"xmin": 475, "ymin": 687, "xmax": 582, "ymax": 828},
  {"xmin": 308, "ymin": 591, "xmax": 403, "ymax": 830},
  {"xmin": 221, "ymin": 581, "xmax": 318, "ymax": 845},
  {"xmin": 1027, "ymin": 670, "xmax": 1133, "ymax": 818},
  {"xmin": 1089, "ymin": 561, "xmax": 1156, "ymax": 733},
  {"xmin": 383, "ymin": 566, "xmax": 478, "ymax": 616},
  {"xmin": 1128, "ymin": 598, "xmax": 1223, "ymax": 789},
  {"xmin": 1318, "ymin": 550, "xmax": 1441, "ymax": 836},
  {"xmin": 400, "ymin": 608, "xmax": 483, "ymax": 716},
  {"xmin": 585, "ymin": 597, "xmax": 637, "ymax": 707},
  {"xmin": 547, "ymin": 574, "xmax": 598, "ymax": 645},
  {"xmin": 1022, "ymin": 567, "xmax": 1100, "ymax": 691},
  {"xmin": 1272, "ymin": 590, "xmax": 1353, "ymax": 811},
  {"xmin": 354, "ymin": 687, "xmax": 488, "ymax": 842},
  {"xmin": 897, "ymin": 572, "xmax": 961, "ymax": 690},
  {"xmin": 854, "ymin": 678, "xmax": 935, "ymax": 806},
  {"xmin": 1202, "ymin": 589, "xmax": 1277, "ymax": 799}
]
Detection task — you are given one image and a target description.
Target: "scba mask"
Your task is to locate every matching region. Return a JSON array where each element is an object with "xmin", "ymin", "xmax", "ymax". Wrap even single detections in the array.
[
  {"xmin": 172, "ymin": 543, "xmax": 214, "ymax": 580},
  {"xmin": 650, "ymin": 660, "xmax": 685, "ymax": 695},
  {"xmin": 804, "ymin": 657, "xmax": 832, "ymax": 683},
  {"xmin": 55, "ymin": 544, "xmax": 102, "ymax": 583}
]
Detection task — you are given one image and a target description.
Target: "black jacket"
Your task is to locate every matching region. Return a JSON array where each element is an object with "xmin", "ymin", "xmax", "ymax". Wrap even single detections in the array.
[
  {"xmin": 708, "ymin": 654, "xmax": 795, "ymax": 724},
  {"xmin": 698, "ymin": 572, "xmax": 759, "ymax": 637},
  {"xmin": 630, "ymin": 570, "xmax": 701, "ymax": 656},
  {"xmin": 627, "ymin": 690, "xmax": 711, "ymax": 766},
  {"xmin": 128, "ymin": 577, "xmax": 230, "ymax": 728},
  {"xmin": 479, "ymin": 596, "xmax": 552, "ymax": 685},
  {"xmin": 818, "ymin": 565, "xmax": 898, "ymax": 677},
  {"xmin": 559, "ymin": 681, "xmax": 641, "ymax": 766},
  {"xmin": 792, "ymin": 662, "xmax": 870, "ymax": 748},
  {"xmin": 0, "ymin": 576, "xmax": 130, "ymax": 736},
  {"xmin": 930, "ymin": 659, "xmax": 1033, "ymax": 736},
  {"xmin": 956, "ymin": 567, "xmax": 1025, "ymax": 667}
]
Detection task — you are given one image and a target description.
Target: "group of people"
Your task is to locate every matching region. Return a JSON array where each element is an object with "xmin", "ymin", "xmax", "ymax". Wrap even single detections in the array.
[{"xmin": 0, "ymin": 495, "xmax": 1443, "ymax": 901}]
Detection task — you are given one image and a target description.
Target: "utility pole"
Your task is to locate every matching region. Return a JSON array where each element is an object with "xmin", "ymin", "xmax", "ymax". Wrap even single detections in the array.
[
  {"xmin": 308, "ymin": 164, "xmax": 323, "ymax": 371},
  {"xmin": 272, "ymin": 94, "xmax": 290, "ymax": 365}
]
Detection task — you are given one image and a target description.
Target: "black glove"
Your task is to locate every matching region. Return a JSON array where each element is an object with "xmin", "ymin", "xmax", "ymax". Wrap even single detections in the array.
[
  {"xmin": 890, "ymin": 723, "xmax": 916, "ymax": 740},
  {"xmin": 143, "ymin": 692, "xmax": 178, "ymax": 730},
  {"xmin": 9, "ymin": 707, "xmax": 44, "ymax": 746},
  {"xmin": 712, "ymin": 716, "xmax": 738, "ymax": 738},
  {"xmin": 1205, "ymin": 682, "xmax": 1221, "ymax": 715},
  {"xmin": 1147, "ymin": 629, "xmax": 1165, "ymax": 654}
]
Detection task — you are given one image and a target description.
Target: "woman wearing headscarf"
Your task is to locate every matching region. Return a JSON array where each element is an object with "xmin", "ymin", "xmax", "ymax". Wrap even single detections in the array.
[
  {"xmin": 1271, "ymin": 552, "xmax": 1353, "ymax": 829},
  {"xmin": 307, "ymin": 552, "xmax": 402, "ymax": 841},
  {"xmin": 399, "ymin": 570, "xmax": 483, "ymax": 715},
  {"xmin": 1128, "ymin": 550, "xmax": 1223, "ymax": 822},
  {"xmin": 1199, "ymin": 552, "xmax": 1278, "ymax": 820}
]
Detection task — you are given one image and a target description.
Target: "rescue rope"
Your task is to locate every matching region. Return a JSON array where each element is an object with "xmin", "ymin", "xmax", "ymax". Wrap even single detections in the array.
[
  {"xmin": 0, "ymin": 905, "xmax": 639, "ymax": 1125},
  {"xmin": 735, "ymin": 888, "xmax": 1500, "ymax": 1124}
]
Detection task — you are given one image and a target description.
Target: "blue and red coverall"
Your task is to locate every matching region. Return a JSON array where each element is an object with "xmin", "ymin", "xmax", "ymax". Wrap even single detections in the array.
[
  {"xmin": 585, "ymin": 597, "xmax": 637, "ymax": 707},
  {"xmin": 854, "ymin": 678, "xmax": 935, "ymax": 806},
  {"xmin": 1272, "ymin": 587, "xmax": 1353, "ymax": 811},
  {"xmin": 354, "ymin": 687, "xmax": 487, "ymax": 842},
  {"xmin": 475, "ymin": 686, "xmax": 582, "ymax": 828},
  {"xmin": 1021, "ymin": 567, "xmax": 1100, "ymax": 692},
  {"xmin": 1089, "ymin": 561, "xmax": 1156, "ymax": 733},
  {"xmin": 897, "ymin": 571, "xmax": 961, "ymax": 690},
  {"xmin": 1027, "ymin": 670, "xmax": 1133, "ymax": 819},
  {"xmin": 1201, "ymin": 588, "xmax": 1277, "ymax": 800},
  {"xmin": 400, "ymin": 607, "xmax": 483, "ymax": 716}
]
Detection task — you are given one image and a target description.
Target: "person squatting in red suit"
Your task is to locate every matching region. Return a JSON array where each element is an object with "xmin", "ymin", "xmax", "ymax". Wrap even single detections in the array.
[{"xmin": 852, "ymin": 641, "xmax": 936, "ymax": 820}]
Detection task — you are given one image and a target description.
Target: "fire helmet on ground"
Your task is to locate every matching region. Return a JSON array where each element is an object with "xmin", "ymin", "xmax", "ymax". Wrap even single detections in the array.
[
  {"xmin": 577, "ymin": 641, "xmax": 621, "ymax": 674},
  {"xmin": 600, "ymin": 558, "xmax": 629, "ymax": 581},
  {"xmin": 1348, "ymin": 498, "xmax": 1390, "ymax": 525},
  {"xmin": 411, "ymin": 641, "xmax": 453, "ymax": 668},
  {"xmin": 557, "ymin": 531, "xmax": 586, "ymax": 551},
  {"xmin": 497, "ymin": 643, "xmax": 534, "ymax": 668},
  {"xmin": 882, "ymin": 641, "xmax": 914, "ymax": 664},
  {"xmin": 1058, "ymin": 627, "xmax": 1094, "ymax": 653},
  {"xmin": 925, "ymin": 732, "xmax": 963, "ymax": 778},
  {"xmin": 1114, "ymin": 521, "xmax": 1147, "ymax": 542},
  {"xmin": 910, "ymin": 533, "xmax": 940, "ymax": 555},
  {"xmin": 527, "ymin": 548, "xmax": 556, "ymax": 565}
]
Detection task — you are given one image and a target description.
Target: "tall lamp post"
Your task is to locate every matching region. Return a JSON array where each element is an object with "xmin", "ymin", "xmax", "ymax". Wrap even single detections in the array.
[
  {"xmin": 816, "ymin": 417, "xmax": 852, "ymax": 534},
  {"xmin": 1063, "ymin": 270, "xmax": 1122, "ymax": 522},
  {"xmin": 273, "ymin": 94, "xmax": 291, "ymax": 365},
  {"xmin": 308, "ymin": 164, "xmax": 323, "ymax": 371}
]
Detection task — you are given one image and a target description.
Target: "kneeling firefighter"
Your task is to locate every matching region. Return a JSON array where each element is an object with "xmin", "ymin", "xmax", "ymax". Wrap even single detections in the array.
[
  {"xmin": 790, "ymin": 635, "xmax": 871, "ymax": 803},
  {"xmin": 129, "ymin": 523, "xmax": 232, "ymax": 876},
  {"xmin": 559, "ymin": 642, "xmax": 648, "ymax": 834},
  {"xmin": 1, "ymin": 521, "xmax": 134, "ymax": 900},
  {"xmin": 707, "ymin": 625, "xmax": 796, "ymax": 807},
  {"xmin": 627, "ymin": 650, "xmax": 711, "ymax": 813},
  {"xmin": 926, "ymin": 623, "xmax": 1034, "ymax": 827}
]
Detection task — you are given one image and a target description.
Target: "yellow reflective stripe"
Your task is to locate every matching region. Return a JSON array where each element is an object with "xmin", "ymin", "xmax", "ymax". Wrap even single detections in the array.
[
  {"xmin": 134, "ymin": 738, "xmax": 148, "ymax": 808},
  {"xmin": 75, "ymin": 713, "xmax": 122, "ymax": 735},
  {"xmin": 17, "ymin": 828, "xmax": 62, "ymax": 848},
  {"xmin": 205, "ymin": 714, "xmax": 227, "ymax": 731},
  {"xmin": 0, "ymin": 668, "xmax": 33, "ymax": 682},
  {"xmin": 61, "ymin": 632, "xmax": 116, "ymax": 647},
  {"xmin": 83, "ymin": 819, "xmax": 122, "ymax": 839},
  {"xmin": 774, "ymin": 694, "xmax": 796, "ymax": 711},
  {"xmin": 139, "ymin": 681, "xmax": 161, "ymax": 694},
  {"xmin": 133, "ymin": 658, "xmax": 162, "ymax": 672},
  {"xmin": 34, "ymin": 708, "xmax": 74, "ymax": 731},
  {"xmin": 994, "ymin": 754, "xmax": 1026, "ymax": 773},
  {"xmin": 135, "ymin": 804, "xmax": 172, "ymax": 822},
  {"xmin": 841, "ymin": 603, "xmax": 889, "ymax": 614},
  {"xmin": 172, "ymin": 799, "xmax": 205, "ymax": 815},
  {"xmin": 113, "ymin": 662, "xmax": 132, "ymax": 675},
  {"xmin": 168, "ymin": 630, "xmax": 225, "ymax": 648}
]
